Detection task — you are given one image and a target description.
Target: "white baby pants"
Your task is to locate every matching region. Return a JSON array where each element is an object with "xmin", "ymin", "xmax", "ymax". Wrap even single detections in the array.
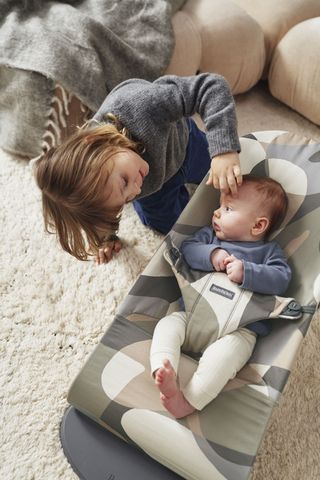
[{"xmin": 150, "ymin": 311, "xmax": 257, "ymax": 410}]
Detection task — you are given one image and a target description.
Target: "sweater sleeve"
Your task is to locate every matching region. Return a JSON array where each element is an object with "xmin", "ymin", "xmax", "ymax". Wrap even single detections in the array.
[
  {"xmin": 97, "ymin": 74, "xmax": 240, "ymax": 158},
  {"xmin": 153, "ymin": 74, "xmax": 240, "ymax": 157},
  {"xmin": 181, "ymin": 226, "xmax": 223, "ymax": 271},
  {"xmin": 241, "ymin": 243, "xmax": 292, "ymax": 295}
]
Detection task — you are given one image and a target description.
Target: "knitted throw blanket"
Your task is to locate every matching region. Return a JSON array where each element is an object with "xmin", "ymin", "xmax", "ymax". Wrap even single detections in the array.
[{"xmin": 0, "ymin": 0, "xmax": 185, "ymax": 157}]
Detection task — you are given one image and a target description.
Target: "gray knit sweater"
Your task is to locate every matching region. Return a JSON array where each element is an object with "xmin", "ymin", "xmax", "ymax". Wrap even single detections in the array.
[{"xmin": 93, "ymin": 74, "xmax": 240, "ymax": 198}]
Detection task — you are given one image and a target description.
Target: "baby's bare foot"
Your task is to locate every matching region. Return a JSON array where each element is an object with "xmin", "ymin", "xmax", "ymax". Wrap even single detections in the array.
[
  {"xmin": 155, "ymin": 359, "xmax": 196, "ymax": 418},
  {"xmin": 155, "ymin": 359, "xmax": 178, "ymax": 398},
  {"xmin": 160, "ymin": 392, "xmax": 195, "ymax": 418}
]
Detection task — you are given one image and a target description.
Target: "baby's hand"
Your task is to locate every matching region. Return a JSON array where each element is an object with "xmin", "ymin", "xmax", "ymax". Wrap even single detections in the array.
[
  {"xmin": 96, "ymin": 235, "xmax": 122, "ymax": 265},
  {"xmin": 224, "ymin": 255, "xmax": 243, "ymax": 283},
  {"xmin": 206, "ymin": 152, "xmax": 242, "ymax": 195},
  {"xmin": 211, "ymin": 248, "xmax": 229, "ymax": 271}
]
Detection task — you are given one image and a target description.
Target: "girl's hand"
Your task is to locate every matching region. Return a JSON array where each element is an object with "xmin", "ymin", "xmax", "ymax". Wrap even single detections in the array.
[
  {"xmin": 224, "ymin": 255, "xmax": 243, "ymax": 283},
  {"xmin": 206, "ymin": 152, "xmax": 242, "ymax": 195},
  {"xmin": 96, "ymin": 235, "xmax": 123, "ymax": 265}
]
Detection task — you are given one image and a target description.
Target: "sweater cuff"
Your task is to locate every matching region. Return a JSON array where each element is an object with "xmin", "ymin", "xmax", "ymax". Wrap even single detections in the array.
[
  {"xmin": 207, "ymin": 129, "xmax": 241, "ymax": 158},
  {"xmin": 241, "ymin": 262, "xmax": 253, "ymax": 290}
]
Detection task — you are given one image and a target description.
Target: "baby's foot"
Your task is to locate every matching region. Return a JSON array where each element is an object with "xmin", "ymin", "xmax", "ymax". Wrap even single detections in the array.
[
  {"xmin": 160, "ymin": 391, "xmax": 195, "ymax": 419},
  {"xmin": 155, "ymin": 359, "xmax": 196, "ymax": 418},
  {"xmin": 155, "ymin": 359, "xmax": 178, "ymax": 398}
]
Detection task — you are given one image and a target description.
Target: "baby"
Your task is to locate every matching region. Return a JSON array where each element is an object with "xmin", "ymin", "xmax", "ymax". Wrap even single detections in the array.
[{"xmin": 150, "ymin": 175, "xmax": 291, "ymax": 418}]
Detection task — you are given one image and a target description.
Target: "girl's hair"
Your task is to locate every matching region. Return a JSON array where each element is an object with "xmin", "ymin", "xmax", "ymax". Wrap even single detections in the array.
[
  {"xmin": 34, "ymin": 116, "xmax": 141, "ymax": 261},
  {"xmin": 242, "ymin": 174, "xmax": 288, "ymax": 234}
]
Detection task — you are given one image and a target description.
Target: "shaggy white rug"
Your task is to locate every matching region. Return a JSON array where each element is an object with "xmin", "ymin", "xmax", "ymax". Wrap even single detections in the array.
[{"xmin": 1, "ymin": 82, "xmax": 320, "ymax": 479}]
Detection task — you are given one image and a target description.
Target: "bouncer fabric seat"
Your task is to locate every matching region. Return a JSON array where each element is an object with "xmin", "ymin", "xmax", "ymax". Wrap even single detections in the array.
[{"xmin": 67, "ymin": 131, "xmax": 320, "ymax": 480}]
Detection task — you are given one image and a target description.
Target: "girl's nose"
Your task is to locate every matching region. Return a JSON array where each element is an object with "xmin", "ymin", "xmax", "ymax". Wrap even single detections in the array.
[
  {"xmin": 135, "ymin": 182, "xmax": 141, "ymax": 195},
  {"xmin": 214, "ymin": 208, "xmax": 220, "ymax": 218}
]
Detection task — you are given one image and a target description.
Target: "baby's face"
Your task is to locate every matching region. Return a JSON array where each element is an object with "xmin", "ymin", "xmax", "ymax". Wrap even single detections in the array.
[{"xmin": 212, "ymin": 184, "xmax": 266, "ymax": 241}]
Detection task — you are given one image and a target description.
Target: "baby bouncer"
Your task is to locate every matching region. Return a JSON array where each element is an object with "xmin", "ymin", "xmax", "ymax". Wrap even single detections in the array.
[{"xmin": 60, "ymin": 130, "xmax": 320, "ymax": 480}]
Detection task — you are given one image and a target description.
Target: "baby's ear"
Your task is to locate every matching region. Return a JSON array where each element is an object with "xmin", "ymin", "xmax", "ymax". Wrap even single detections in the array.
[{"xmin": 252, "ymin": 217, "xmax": 270, "ymax": 237}]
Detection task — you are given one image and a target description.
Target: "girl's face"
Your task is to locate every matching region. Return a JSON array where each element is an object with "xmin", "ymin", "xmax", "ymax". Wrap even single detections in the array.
[
  {"xmin": 212, "ymin": 185, "xmax": 266, "ymax": 241},
  {"xmin": 103, "ymin": 149, "xmax": 149, "ymax": 209}
]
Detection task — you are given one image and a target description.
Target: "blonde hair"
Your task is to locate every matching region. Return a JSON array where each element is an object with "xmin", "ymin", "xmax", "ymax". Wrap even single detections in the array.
[
  {"xmin": 242, "ymin": 174, "xmax": 288, "ymax": 234},
  {"xmin": 34, "ymin": 116, "xmax": 141, "ymax": 261}
]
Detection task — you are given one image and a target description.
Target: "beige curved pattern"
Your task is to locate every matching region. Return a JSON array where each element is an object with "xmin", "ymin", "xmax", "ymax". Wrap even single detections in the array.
[
  {"xmin": 239, "ymin": 138, "xmax": 267, "ymax": 174},
  {"xmin": 122, "ymin": 408, "xmax": 228, "ymax": 480},
  {"xmin": 101, "ymin": 351, "xmax": 145, "ymax": 400},
  {"xmin": 249, "ymin": 130, "xmax": 287, "ymax": 143}
]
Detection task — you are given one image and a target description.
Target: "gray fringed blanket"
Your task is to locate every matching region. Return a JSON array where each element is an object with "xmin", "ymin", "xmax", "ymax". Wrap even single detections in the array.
[{"xmin": 0, "ymin": 0, "xmax": 185, "ymax": 157}]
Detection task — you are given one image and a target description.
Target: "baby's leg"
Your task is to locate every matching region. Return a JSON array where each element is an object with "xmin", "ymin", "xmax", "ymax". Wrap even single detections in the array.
[
  {"xmin": 155, "ymin": 359, "xmax": 196, "ymax": 418},
  {"xmin": 150, "ymin": 311, "xmax": 195, "ymax": 417},
  {"xmin": 150, "ymin": 311, "xmax": 187, "ymax": 376},
  {"xmin": 182, "ymin": 328, "xmax": 257, "ymax": 411}
]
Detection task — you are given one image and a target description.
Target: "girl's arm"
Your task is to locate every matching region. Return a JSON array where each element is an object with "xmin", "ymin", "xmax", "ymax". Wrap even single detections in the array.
[
  {"xmin": 153, "ymin": 73, "xmax": 240, "ymax": 158},
  {"xmin": 100, "ymin": 73, "xmax": 240, "ymax": 157},
  {"xmin": 152, "ymin": 74, "xmax": 242, "ymax": 194}
]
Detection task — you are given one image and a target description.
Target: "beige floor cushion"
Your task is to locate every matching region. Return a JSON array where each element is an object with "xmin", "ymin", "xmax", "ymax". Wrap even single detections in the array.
[
  {"xmin": 233, "ymin": 0, "xmax": 320, "ymax": 72},
  {"xmin": 166, "ymin": 0, "xmax": 265, "ymax": 94},
  {"xmin": 268, "ymin": 17, "xmax": 320, "ymax": 126}
]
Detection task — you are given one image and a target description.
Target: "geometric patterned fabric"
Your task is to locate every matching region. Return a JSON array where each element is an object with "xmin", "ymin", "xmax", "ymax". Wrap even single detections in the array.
[{"xmin": 68, "ymin": 131, "xmax": 320, "ymax": 480}]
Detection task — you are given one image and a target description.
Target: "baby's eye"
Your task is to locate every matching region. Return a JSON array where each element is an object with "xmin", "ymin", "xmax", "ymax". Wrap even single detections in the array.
[{"xmin": 225, "ymin": 206, "xmax": 232, "ymax": 212}]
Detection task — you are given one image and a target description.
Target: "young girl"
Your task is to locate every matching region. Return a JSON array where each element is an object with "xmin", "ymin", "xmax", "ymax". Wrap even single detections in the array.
[{"xmin": 34, "ymin": 73, "xmax": 242, "ymax": 264}]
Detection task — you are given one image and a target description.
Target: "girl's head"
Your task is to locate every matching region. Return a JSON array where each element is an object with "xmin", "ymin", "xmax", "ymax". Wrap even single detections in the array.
[
  {"xmin": 34, "ymin": 119, "xmax": 147, "ymax": 261},
  {"xmin": 213, "ymin": 175, "xmax": 288, "ymax": 242}
]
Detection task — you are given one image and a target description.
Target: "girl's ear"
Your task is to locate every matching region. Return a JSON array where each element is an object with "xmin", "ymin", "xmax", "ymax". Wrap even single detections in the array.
[{"xmin": 251, "ymin": 217, "xmax": 270, "ymax": 237}]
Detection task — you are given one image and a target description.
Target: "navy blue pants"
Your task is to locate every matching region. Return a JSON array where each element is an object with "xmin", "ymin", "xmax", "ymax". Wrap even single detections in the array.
[{"xmin": 133, "ymin": 119, "xmax": 211, "ymax": 234}]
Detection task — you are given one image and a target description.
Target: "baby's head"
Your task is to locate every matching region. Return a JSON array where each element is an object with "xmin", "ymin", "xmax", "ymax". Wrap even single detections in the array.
[
  {"xmin": 213, "ymin": 175, "xmax": 288, "ymax": 242},
  {"xmin": 34, "ymin": 120, "xmax": 146, "ymax": 260}
]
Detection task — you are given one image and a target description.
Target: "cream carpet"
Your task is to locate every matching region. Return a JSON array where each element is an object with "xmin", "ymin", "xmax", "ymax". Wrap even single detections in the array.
[{"xmin": 1, "ymin": 81, "xmax": 320, "ymax": 479}]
